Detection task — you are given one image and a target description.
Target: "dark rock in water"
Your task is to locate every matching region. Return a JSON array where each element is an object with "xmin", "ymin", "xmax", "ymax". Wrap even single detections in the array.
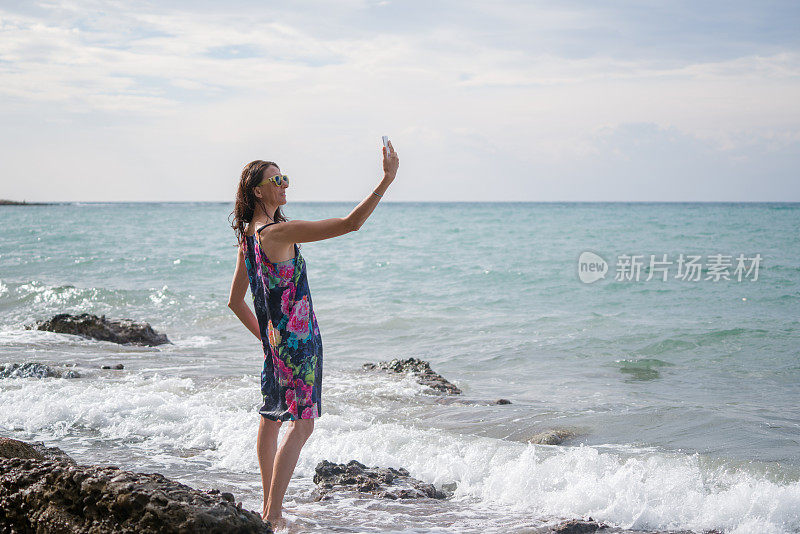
[
  {"xmin": 547, "ymin": 517, "xmax": 723, "ymax": 533},
  {"xmin": 433, "ymin": 396, "xmax": 513, "ymax": 407},
  {"xmin": 0, "ymin": 437, "xmax": 271, "ymax": 534},
  {"xmin": 312, "ymin": 459, "xmax": 450, "ymax": 501},
  {"xmin": 35, "ymin": 313, "xmax": 170, "ymax": 346},
  {"xmin": 101, "ymin": 363, "xmax": 125, "ymax": 370},
  {"xmin": 0, "ymin": 437, "xmax": 76, "ymax": 463},
  {"xmin": 0, "ymin": 361, "xmax": 81, "ymax": 379},
  {"xmin": 362, "ymin": 357, "xmax": 462, "ymax": 394},
  {"xmin": 528, "ymin": 429, "xmax": 580, "ymax": 445},
  {"xmin": 550, "ymin": 517, "xmax": 608, "ymax": 533}
]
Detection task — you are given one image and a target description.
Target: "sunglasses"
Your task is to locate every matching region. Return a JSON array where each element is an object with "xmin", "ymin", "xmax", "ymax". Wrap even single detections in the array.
[{"xmin": 259, "ymin": 174, "xmax": 290, "ymax": 187}]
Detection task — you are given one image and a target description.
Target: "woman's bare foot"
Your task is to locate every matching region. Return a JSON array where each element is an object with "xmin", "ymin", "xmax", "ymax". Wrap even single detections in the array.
[
  {"xmin": 265, "ymin": 514, "xmax": 287, "ymax": 530},
  {"xmin": 262, "ymin": 506, "xmax": 283, "ymax": 521}
]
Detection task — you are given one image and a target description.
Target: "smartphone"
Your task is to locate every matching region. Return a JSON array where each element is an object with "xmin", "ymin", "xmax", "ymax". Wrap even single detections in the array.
[{"xmin": 382, "ymin": 135, "xmax": 390, "ymax": 156}]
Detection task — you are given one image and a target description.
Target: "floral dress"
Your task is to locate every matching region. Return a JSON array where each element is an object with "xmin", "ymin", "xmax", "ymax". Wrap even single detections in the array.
[{"xmin": 242, "ymin": 222, "xmax": 322, "ymax": 421}]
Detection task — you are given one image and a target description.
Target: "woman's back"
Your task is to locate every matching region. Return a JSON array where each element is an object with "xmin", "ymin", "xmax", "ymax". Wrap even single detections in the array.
[{"xmin": 243, "ymin": 222, "xmax": 322, "ymax": 421}]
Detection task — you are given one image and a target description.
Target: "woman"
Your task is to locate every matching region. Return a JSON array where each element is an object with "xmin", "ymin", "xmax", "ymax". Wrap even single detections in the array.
[{"xmin": 227, "ymin": 141, "xmax": 399, "ymax": 525}]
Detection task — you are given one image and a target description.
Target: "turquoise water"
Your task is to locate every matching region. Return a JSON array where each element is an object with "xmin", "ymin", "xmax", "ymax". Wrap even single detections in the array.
[{"xmin": 1, "ymin": 202, "xmax": 799, "ymax": 533}]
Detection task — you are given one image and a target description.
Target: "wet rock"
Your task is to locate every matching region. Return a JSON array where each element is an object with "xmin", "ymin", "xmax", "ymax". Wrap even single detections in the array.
[
  {"xmin": 550, "ymin": 517, "xmax": 608, "ymax": 533},
  {"xmin": 433, "ymin": 396, "xmax": 512, "ymax": 407},
  {"xmin": 0, "ymin": 361, "xmax": 81, "ymax": 379},
  {"xmin": 35, "ymin": 313, "xmax": 170, "ymax": 346},
  {"xmin": 206, "ymin": 489, "xmax": 236, "ymax": 503},
  {"xmin": 546, "ymin": 518, "xmax": 724, "ymax": 534},
  {"xmin": 312, "ymin": 459, "xmax": 450, "ymax": 501},
  {"xmin": 101, "ymin": 363, "xmax": 125, "ymax": 370},
  {"xmin": 528, "ymin": 429, "xmax": 580, "ymax": 445},
  {"xmin": 0, "ymin": 437, "xmax": 76, "ymax": 462},
  {"xmin": 0, "ymin": 438, "xmax": 270, "ymax": 534},
  {"xmin": 362, "ymin": 357, "xmax": 461, "ymax": 394}
]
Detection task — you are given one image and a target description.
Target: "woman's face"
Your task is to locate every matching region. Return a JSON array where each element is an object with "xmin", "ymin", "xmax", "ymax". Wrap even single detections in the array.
[{"xmin": 255, "ymin": 165, "xmax": 288, "ymax": 206}]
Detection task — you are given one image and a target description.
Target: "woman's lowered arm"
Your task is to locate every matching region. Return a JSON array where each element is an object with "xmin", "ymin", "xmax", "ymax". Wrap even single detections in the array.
[{"xmin": 227, "ymin": 244, "xmax": 261, "ymax": 341}]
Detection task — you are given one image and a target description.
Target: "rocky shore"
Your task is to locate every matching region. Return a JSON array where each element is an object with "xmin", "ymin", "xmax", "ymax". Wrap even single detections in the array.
[
  {"xmin": 0, "ymin": 354, "xmax": 724, "ymax": 533},
  {"xmin": 0, "ymin": 437, "xmax": 271, "ymax": 534},
  {"xmin": 307, "ymin": 458, "xmax": 722, "ymax": 533}
]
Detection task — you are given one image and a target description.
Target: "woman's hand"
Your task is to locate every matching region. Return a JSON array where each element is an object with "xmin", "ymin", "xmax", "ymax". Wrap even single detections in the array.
[{"xmin": 382, "ymin": 140, "xmax": 399, "ymax": 182}]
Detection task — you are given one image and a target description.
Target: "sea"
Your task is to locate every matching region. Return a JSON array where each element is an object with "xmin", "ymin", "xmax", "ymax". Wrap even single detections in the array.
[{"xmin": 0, "ymin": 201, "xmax": 798, "ymax": 533}]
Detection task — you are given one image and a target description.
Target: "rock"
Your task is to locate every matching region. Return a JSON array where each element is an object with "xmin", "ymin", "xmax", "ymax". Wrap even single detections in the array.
[
  {"xmin": 101, "ymin": 363, "xmax": 125, "ymax": 370},
  {"xmin": 539, "ymin": 517, "xmax": 727, "ymax": 534},
  {"xmin": 528, "ymin": 429, "xmax": 580, "ymax": 446},
  {"xmin": 0, "ymin": 437, "xmax": 46, "ymax": 460},
  {"xmin": 550, "ymin": 518, "xmax": 607, "ymax": 533},
  {"xmin": 433, "ymin": 397, "xmax": 513, "ymax": 407},
  {"xmin": 312, "ymin": 459, "xmax": 450, "ymax": 502},
  {"xmin": 0, "ymin": 438, "xmax": 271, "ymax": 534},
  {"xmin": 35, "ymin": 313, "xmax": 170, "ymax": 346},
  {"xmin": 546, "ymin": 517, "xmax": 722, "ymax": 533},
  {"xmin": 0, "ymin": 361, "xmax": 81, "ymax": 379},
  {"xmin": 0, "ymin": 437, "xmax": 77, "ymax": 464},
  {"xmin": 362, "ymin": 357, "xmax": 461, "ymax": 394}
]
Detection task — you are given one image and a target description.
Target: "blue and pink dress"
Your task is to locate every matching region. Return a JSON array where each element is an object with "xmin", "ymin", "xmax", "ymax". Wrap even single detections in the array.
[{"xmin": 242, "ymin": 222, "xmax": 322, "ymax": 421}]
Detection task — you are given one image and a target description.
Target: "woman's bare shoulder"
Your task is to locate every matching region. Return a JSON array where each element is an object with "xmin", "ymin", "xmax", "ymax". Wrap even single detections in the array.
[{"xmin": 257, "ymin": 223, "xmax": 296, "ymax": 262}]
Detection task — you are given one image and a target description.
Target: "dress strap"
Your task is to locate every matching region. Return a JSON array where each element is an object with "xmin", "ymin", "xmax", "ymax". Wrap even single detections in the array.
[
  {"xmin": 254, "ymin": 222, "xmax": 298, "ymax": 261},
  {"xmin": 256, "ymin": 222, "xmax": 278, "ymax": 233}
]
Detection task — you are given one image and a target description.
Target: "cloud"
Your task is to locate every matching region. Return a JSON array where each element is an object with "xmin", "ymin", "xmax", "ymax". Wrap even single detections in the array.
[
  {"xmin": 561, "ymin": 123, "xmax": 800, "ymax": 201},
  {"xmin": 0, "ymin": 0, "xmax": 798, "ymax": 201}
]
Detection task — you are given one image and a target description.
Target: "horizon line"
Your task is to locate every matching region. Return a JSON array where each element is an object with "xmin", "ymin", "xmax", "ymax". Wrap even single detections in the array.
[{"xmin": 3, "ymin": 200, "xmax": 800, "ymax": 205}]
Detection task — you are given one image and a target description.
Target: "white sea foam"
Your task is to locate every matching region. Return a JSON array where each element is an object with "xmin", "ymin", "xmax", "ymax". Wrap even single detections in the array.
[
  {"xmin": 0, "ymin": 326, "xmax": 92, "ymax": 347},
  {"xmin": 170, "ymin": 335, "xmax": 219, "ymax": 348},
  {"xmin": 16, "ymin": 281, "xmax": 93, "ymax": 307},
  {"xmin": 0, "ymin": 371, "xmax": 797, "ymax": 533},
  {"xmin": 148, "ymin": 286, "xmax": 176, "ymax": 306}
]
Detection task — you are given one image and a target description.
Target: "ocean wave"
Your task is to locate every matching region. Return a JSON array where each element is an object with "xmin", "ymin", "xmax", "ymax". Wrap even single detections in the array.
[
  {"xmin": 1, "ymin": 371, "xmax": 797, "ymax": 533},
  {"xmin": 0, "ymin": 279, "xmax": 200, "ymax": 333}
]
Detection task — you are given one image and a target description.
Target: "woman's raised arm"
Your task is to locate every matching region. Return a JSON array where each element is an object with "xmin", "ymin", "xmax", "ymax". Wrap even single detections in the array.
[{"xmin": 269, "ymin": 141, "xmax": 399, "ymax": 244}]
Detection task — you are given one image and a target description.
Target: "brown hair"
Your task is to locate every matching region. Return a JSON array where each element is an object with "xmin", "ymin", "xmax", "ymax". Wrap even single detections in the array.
[{"xmin": 229, "ymin": 160, "xmax": 288, "ymax": 247}]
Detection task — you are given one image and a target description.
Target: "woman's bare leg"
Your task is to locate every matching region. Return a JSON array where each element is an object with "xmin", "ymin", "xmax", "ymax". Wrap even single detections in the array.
[
  {"xmin": 257, "ymin": 416, "xmax": 282, "ymax": 518},
  {"xmin": 265, "ymin": 418, "xmax": 314, "ymax": 521}
]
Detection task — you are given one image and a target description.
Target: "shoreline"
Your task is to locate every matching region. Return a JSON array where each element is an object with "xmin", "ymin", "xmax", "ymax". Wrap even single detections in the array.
[
  {"xmin": 0, "ymin": 199, "xmax": 55, "ymax": 206},
  {"xmin": 0, "ymin": 356, "xmax": 758, "ymax": 533},
  {"xmin": 0, "ymin": 436, "xmax": 273, "ymax": 533},
  {"xmin": 0, "ymin": 435, "xmax": 728, "ymax": 534}
]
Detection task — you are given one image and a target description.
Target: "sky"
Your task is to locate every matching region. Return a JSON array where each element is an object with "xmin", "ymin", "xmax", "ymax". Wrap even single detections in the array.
[{"xmin": 0, "ymin": 0, "xmax": 799, "ymax": 202}]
